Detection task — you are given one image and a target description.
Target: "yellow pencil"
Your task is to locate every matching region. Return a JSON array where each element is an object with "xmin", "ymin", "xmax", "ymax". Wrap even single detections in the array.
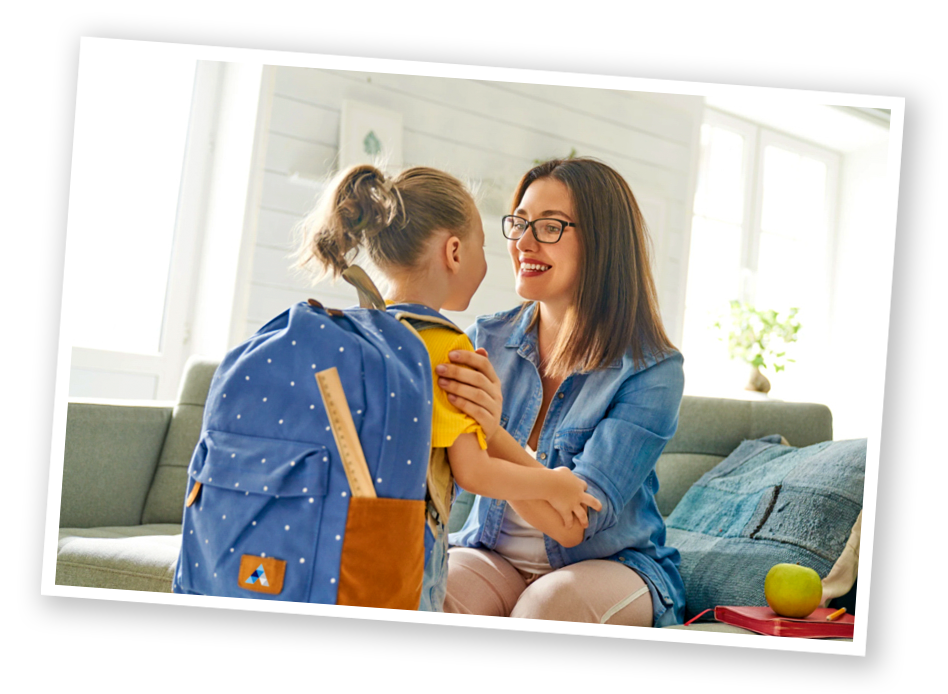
[{"xmin": 826, "ymin": 607, "xmax": 847, "ymax": 621}]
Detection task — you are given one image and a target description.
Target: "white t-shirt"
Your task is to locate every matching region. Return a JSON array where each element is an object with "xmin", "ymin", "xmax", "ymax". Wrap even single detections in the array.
[{"xmin": 493, "ymin": 445, "xmax": 554, "ymax": 575}]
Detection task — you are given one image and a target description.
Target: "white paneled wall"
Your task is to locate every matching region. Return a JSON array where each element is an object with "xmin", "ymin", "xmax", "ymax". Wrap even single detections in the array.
[{"xmin": 241, "ymin": 68, "xmax": 702, "ymax": 341}]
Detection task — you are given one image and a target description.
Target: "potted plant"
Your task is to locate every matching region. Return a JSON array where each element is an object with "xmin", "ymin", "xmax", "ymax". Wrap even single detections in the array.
[{"xmin": 713, "ymin": 301, "xmax": 802, "ymax": 394}]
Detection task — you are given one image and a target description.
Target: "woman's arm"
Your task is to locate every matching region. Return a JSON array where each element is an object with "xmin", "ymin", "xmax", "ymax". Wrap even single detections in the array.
[{"xmin": 564, "ymin": 355, "xmax": 685, "ymax": 539}]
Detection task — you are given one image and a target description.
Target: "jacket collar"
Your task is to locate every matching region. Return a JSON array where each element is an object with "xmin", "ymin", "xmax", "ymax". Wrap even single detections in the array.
[
  {"xmin": 504, "ymin": 302, "xmax": 623, "ymax": 370},
  {"xmin": 504, "ymin": 302, "xmax": 538, "ymax": 349}
]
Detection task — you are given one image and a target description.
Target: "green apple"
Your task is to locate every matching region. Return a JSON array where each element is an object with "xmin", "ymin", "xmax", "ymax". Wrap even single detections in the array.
[{"xmin": 764, "ymin": 563, "xmax": 822, "ymax": 618}]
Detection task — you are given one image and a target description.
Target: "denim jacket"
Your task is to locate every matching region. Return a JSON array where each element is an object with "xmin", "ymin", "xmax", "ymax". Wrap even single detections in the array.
[{"xmin": 449, "ymin": 304, "xmax": 686, "ymax": 626}]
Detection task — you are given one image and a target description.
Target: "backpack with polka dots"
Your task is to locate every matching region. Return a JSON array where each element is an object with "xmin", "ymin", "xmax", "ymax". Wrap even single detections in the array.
[{"xmin": 172, "ymin": 267, "xmax": 461, "ymax": 609}]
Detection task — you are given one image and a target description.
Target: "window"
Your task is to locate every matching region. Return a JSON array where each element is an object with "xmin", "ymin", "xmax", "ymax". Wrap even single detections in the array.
[
  {"xmin": 68, "ymin": 46, "xmax": 196, "ymax": 354},
  {"xmin": 682, "ymin": 109, "xmax": 839, "ymax": 400},
  {"xmin": 66, "ymin": 41, "xmax": 198, "ymax": 399}
]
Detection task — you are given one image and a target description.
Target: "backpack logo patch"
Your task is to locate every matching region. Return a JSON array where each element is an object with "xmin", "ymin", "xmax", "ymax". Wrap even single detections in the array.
[
  {"xmin": 246, "ymin": 565, "xmax": 270, "ymax": 587},
  {"xmin": 238, "ymin": 555, "xmax": 286, "ymax": 595}
]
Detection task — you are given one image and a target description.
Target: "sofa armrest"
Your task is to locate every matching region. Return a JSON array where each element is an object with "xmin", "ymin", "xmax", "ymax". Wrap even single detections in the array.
[{"xmin": 60, "ymin": 400, "xmax": 173, "ymax": 529}]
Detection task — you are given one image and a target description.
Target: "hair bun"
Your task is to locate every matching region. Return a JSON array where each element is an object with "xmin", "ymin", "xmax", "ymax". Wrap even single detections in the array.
[{"xmin": 295, "ymin": 164, "xmax": 474, "ymax": 280}]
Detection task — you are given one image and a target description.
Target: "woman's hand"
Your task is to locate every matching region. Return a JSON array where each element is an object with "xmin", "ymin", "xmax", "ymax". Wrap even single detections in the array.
[{"xmin": 436, "ymin": 348, "xmax": 503, "ymax": 442}]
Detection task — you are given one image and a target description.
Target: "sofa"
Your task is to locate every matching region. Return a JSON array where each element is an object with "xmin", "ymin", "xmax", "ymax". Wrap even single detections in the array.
[{"xmin": 57, "ymin": 356, "xmax": 848, "ymax": 636}]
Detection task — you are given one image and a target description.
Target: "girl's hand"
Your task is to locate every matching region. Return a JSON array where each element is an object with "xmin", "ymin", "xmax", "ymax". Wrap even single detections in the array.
[
  {"xmin": 436, "ymin": 348, "xmax": 503, "ymax": 442},
  {"xmin": 548, "ymin": 467, "xmax": 603, "ymax": 529}
]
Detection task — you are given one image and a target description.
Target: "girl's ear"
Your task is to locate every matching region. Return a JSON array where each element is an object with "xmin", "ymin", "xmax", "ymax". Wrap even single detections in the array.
[{"xmin": 443, "ymin": 235, "xmax": 462, "ymax": 274}]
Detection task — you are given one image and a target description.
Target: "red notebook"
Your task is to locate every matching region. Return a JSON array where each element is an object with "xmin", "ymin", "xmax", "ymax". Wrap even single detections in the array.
[{"xmin": 714, "ymin": 606, "xmax": 855, "ymax": 639}]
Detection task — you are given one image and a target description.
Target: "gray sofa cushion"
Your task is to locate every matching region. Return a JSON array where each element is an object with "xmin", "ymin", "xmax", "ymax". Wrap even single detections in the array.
[
  {"xmin": 666, "ymin": 436, "xmax": 865, "ymax": 620},
  {"xmin": 655, "ymin": 397, "xmax": 833, "ymax": 515},
  {"xmin": 56, "ymin": 524, "xmax": 182, "ymax": 592},
  {"xmin": 655, "ymin": 453, "xmax": 726, "ymax": 519},
  {"xmin": 61, "ymin": 402, "xmax": 172, "ymax": 528},
  {"xmin": 141, "ymin": 357, "xmax": 218, "ymax": 525}
]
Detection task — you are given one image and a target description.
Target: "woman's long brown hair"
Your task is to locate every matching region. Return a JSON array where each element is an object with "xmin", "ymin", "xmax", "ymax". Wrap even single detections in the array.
[{"xmin": 512, "ymin": 157, "xmax": 676, "ymax": 378}]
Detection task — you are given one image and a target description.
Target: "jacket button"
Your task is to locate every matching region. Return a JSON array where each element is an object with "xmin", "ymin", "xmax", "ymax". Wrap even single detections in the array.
[
  {"xmin": 557, "ymin": 393, "xmax": 564, "ymax": 399},
  {"xmin": 539, "ymin": 453, "xmax": 547, "ymax": 460}
]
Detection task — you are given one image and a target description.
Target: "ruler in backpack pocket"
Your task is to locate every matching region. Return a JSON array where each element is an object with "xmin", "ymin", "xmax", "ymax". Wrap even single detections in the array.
[{"xmin": 315, "ymin": 367, "xmax": 377, "ymax": 499}]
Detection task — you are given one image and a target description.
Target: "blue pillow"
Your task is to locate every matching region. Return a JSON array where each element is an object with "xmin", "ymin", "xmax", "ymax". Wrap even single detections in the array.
[{"xmin": 665, "ymin": 436, "xmax": 865, "ymax": 620}]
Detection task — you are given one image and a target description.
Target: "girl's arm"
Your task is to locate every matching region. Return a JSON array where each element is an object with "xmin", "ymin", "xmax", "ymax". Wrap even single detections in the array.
[
  {"xmin": 447, "ymin": 433, "xmax": 598, "ymax": 529},
  {"xmin": 437, "ymin": 349, "xmax": 604, "ymax": 547},
  {"xmin": 480, "ymin": 426, "xmax": 599, "ymax": 547}
]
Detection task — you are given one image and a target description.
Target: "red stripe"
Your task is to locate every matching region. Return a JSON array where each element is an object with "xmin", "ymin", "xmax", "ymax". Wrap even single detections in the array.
[
  {"xmin": 685, "ymin": 607, "xmax": 714, "ymax": 626},
  {"xmin": 0, "ymin": 173, "xmax": 13, "ymax": 559}
]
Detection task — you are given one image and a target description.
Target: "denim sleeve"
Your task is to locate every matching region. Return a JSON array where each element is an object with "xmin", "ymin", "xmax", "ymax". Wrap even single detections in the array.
[{"xmin": 570, "ymin": 353, "xmax": 684, "ymax": 540}]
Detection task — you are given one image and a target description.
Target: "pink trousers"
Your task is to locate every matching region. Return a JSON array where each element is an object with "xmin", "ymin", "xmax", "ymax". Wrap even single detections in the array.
[{"xmin": 443, "ymin": 547, "xmax": 654, "ymax": 626}]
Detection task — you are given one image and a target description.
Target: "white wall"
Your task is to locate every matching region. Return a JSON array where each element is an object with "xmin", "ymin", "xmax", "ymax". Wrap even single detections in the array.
[
  {"xmin": 241, "ymin": 68, "xmax": 703, "ymax": 341},
  {"xmin": 61, "ymin": 58, "xmax": 895, "ymax": 442},
  {"xmin": 825, "ymin": 139, "xmax": 891, "ymax": 439},
  {"xmin": 63, "ymin": 61, "xmax": 705, "ymax": 401}
]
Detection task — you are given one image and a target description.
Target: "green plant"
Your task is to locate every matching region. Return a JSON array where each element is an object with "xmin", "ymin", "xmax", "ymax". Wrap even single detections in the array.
[{"xmin": 713, "ymin": 301, "xmax": 802, "ymax": 373}]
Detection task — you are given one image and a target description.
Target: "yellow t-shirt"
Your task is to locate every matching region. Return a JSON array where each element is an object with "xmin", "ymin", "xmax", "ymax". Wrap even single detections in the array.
[
  {"xmin": 385, "ymin": 301, "xmax": 488, "ymax": 525},
  {"xmin": 413, "ymin": 325, "xmax": 487, "ymax": 530},
  {"xmin": 417, "ymin": 327, "xmax": 488, "ymax": 451}
]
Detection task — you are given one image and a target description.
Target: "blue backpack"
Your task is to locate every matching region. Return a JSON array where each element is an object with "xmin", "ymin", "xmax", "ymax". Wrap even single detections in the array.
[{"xmin": 173, "ymin": 267, "xmax": 457, "ymax": 609}]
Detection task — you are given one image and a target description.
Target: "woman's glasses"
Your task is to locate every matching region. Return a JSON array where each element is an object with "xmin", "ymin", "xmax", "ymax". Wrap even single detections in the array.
[{"xmin": 502, "ymin": 215, "xmax": 576, "ymax": 244}]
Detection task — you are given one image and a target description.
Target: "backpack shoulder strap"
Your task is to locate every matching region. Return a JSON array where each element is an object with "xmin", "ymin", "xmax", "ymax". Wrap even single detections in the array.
[
  {"xmin": 342, "ymin": 265, "xmax": 386, "ymax": 310},
  {"xmin": 394, "ymin": 313, "xmax": 459, "ymax": 349},
  {"xmin": 386, "ymin": 303, "xmax": 463, "ymax": 335},
  {"xmin": 396, "ymin": 312, "xmax": 463, "ymax": 335}
]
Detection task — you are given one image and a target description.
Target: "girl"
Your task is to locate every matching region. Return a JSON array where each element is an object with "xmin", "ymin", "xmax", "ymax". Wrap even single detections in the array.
[
  {"xmin": 437, "ymin": 157, "xmax": 687, "ymax": 627},
  {"xmin": 294, "ymin": 164, "xmax": 601, "ymax": 611}
]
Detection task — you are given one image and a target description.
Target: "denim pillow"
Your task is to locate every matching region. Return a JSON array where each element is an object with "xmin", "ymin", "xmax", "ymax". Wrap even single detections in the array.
[{"xmin": 665, "ymin": 435, "xmax": 865, "ymax": 620}]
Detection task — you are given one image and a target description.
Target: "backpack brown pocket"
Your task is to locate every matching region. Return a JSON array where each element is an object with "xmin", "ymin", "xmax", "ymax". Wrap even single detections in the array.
[{"xmin": 336, "ymin": 496, "xmax": 426, "ymax": 610}]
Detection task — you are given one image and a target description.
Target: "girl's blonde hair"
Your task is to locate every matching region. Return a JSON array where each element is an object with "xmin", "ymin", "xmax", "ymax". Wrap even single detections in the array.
[
  {"xmin": 511, "ymin": 157, "xmax": 676, "ymax": 378},
  {"xmin": 295, "ymin": 164, "xmax": 477, "ymax": 279}
]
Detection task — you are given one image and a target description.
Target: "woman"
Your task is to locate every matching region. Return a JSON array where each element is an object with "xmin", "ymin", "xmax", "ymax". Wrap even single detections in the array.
[{"xmin": 436, "ymin": 157, "xmax": 685, "ymax": 627}]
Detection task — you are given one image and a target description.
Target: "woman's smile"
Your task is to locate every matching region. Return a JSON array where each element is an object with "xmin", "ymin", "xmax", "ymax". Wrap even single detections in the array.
[{"xmin": 518, "ymin": 257, "xmax": 552, "ymax": 276}]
